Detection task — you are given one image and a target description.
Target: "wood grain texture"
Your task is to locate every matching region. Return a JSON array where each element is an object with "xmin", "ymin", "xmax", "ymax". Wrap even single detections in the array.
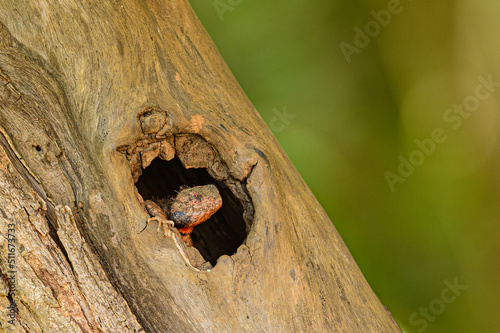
[{"xmin": 0, "ymin": 1, "xmax": 401, "ymax": 332}]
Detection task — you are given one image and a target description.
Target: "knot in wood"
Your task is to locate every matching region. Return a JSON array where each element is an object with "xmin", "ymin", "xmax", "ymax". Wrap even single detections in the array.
[{"xmin": 138, "ymin": 107, "xmax": 173, "ymax": 136}]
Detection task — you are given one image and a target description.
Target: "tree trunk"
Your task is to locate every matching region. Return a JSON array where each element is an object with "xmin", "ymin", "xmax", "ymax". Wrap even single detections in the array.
[{"xmin": 0, "ymin": 1, "xmax": 401, "ymax": 332}]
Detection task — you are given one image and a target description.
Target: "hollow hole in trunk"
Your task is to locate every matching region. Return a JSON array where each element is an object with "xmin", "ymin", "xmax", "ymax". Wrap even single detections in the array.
[{"xmin": 135, "ymin": 157, "xmax": 247, "ymax": 266}]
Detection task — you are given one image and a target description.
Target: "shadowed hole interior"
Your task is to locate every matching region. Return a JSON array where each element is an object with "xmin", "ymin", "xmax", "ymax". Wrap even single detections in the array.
[{"xmin": 135, "ymin": 157, "xmax": 247, "ymax": 265}]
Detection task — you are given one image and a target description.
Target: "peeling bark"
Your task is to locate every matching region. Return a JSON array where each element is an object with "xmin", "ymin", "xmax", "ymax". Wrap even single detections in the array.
[{"xmin": 0, "ymin": 1, "xmax": 401, "ymax": 332}]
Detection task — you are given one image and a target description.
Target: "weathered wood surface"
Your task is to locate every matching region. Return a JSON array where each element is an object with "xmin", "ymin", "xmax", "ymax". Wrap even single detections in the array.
[{"xmin": 0, "ymin": 1, "xmax": 401, "ymax": 332}]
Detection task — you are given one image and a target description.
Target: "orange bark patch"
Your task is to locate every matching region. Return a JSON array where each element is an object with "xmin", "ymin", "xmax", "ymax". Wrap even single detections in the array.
[{"xmin": 189, "ymin": 114, "xmax": 205, "ymax": 133}]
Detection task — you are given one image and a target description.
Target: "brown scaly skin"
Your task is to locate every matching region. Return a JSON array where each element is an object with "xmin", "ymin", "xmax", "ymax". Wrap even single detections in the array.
[{"xmin": 143, "ymin": 185, "xmax": 222, "ymax": 246}]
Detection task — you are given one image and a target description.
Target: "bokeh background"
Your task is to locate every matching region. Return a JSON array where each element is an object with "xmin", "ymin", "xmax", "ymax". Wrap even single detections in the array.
[{"xmin": 188, "ymin": 0, "xmax": 500, "ymax": 332}]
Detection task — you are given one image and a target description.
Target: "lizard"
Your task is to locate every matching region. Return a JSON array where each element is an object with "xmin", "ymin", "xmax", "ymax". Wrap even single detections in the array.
[{"xmin": 142, "ymin": 184, "xmax": 222, "ymax": 247}]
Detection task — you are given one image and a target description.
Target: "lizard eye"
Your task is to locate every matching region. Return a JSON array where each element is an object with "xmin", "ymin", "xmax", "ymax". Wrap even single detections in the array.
[{"xmin": 192, "ymin": 192, "xmax": 202, "ymax": 200}]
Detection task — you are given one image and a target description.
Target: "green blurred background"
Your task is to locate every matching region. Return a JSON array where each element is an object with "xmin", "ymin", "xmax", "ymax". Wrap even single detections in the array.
[{"xmin": 188, "ymin": 0, "xmax": 500, "ymax": 332}]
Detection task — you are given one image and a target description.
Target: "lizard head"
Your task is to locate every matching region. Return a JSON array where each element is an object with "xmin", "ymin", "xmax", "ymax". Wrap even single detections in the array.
[{"xmin": 170, "ymin": 184, "xmax": 222, "ymax": 231}]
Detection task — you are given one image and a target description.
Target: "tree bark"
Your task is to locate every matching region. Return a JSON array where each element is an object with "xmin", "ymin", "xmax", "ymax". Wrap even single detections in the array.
[{"xmin": 0, "ymin": 1, "xmax": 401, "ymax": 332}]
